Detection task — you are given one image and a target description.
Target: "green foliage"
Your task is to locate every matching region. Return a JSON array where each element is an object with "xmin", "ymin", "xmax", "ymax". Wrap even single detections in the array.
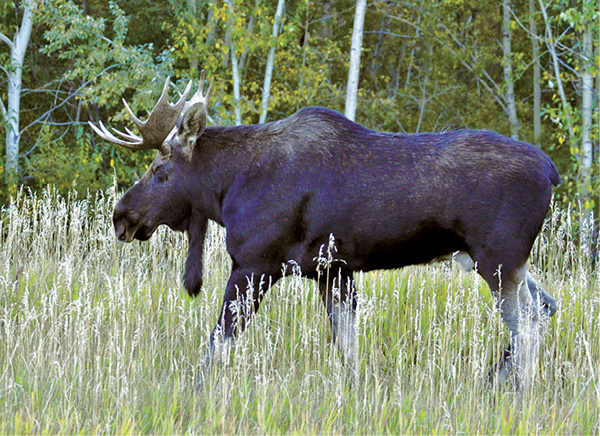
[
  {"xmin": 539, "ymin": 0, "xmax": 599, "ymax": 211},
  {"xmin": 26, "ymin": 0, "xmax": 173, "ymax": 194},
  {"xmin": 40, "ymin": 0, "xmax": 173, "ymax": 111},
  {"xmin": 0, "ymin": 0, "xmax": 597, "ymax": 210},
  {"xmin": 24, "ymin": 124, "xmax": 114, "ymax": 197},
  {"xmin": 168, "ymin": 1, "xmax": 347, "ymax": 124}
]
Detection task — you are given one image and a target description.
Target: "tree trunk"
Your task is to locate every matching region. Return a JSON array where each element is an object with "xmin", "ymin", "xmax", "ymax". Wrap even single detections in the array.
[
  {"xmin": 224, "ymin": 0, "xmax": 242, "ymax": 125},
  {"xmin": 188, "ymin": 0, "xmax": 199, "ymax": 71},
  {"xmin": 238, "ymin": 7, "xmax": 256, "ymax": 72},
  {"xmin": 229, "ymin": 36, "xmax": 242, "ymax": 126},
  {"xmin": 580, "ymin": 21, "xmax": 594, "ymax": 206},
  {"xmin": 259, "ymin": 0, "xmax": 285, "ymax": 124},
  {"xmin": 370, "ymin": 14, "xmax": 389, "ymax": 76},
  {"xmin": 503, "ymin": 0, "xmax": 520, "ymax": 140},
  {"xmin": 528, "ymin": 0, "xmax": 541, "ymax": 147},
  {"xmin": 345, "ymin": 0, "xmax": 367, "ymax": 122},
  {"xmin": 0, "ymin": 0, "xmax": 34, "ymax": 181}
]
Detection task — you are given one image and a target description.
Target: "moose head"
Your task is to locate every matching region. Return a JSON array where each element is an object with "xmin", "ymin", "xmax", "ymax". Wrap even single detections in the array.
[{"xmin": 89, "ymin": 74, "xmax": 213, "ymax": 244}]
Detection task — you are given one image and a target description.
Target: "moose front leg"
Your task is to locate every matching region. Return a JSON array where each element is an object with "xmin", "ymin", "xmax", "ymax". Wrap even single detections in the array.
[
  {"xmin": 318, "ymin": 270, "xmax": 358, "ymax": 377},
  {"xmin": 198, "ymin": 268, "xmax": 275, "ymax": 388},
  {"xmin": 183, "ymin": 217, "xmax": 208, "ymax": 297}
]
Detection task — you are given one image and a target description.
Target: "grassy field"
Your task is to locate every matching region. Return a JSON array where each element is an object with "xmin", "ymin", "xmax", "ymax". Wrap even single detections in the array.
[{"xmin": 0, "ymin": 187, "xmax": 599, "ymax": 434}]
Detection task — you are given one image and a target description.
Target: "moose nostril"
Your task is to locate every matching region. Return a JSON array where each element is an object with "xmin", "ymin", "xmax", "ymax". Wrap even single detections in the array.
[{"xmin": 116, "ymin": 228, "xmax": 127, "ymax": 242}]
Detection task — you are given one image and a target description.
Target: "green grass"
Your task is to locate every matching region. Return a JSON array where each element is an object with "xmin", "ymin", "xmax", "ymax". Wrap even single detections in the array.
[{"xmin": 1, "ymin": 187, "xmax": 599, "ymax": 434}]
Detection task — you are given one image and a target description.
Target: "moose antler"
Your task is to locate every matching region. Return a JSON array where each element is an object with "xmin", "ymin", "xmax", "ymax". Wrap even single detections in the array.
[
  {"xmin": 88, "ymin": 77, "xmax": 192, "ymax": 154},
  {"xmin": 187, "ymin": 70, "xmax": 213, "ymax": 109}
]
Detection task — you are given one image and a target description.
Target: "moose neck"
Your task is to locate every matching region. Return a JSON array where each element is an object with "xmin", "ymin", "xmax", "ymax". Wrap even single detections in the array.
[
  {"xmin": 185, "ymin": 108, "xmax": 362, "ymax": 225},
  {"xmin": 188, "ymin": 123, "xmax": 268, "ymax": 225}
]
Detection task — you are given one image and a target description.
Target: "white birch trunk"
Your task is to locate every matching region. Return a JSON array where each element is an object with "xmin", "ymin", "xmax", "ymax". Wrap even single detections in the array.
[
  {"xmin": 1, "ymin": 0, "xmax": 34, "ymax": 179},
  {"xmin": 225, "ymin": 0, "xmax": 242, "ymax": 125},
  {"xmin": 344, "ymin": 0, "xmax": 367, "ymax": 122},
  {"xmin": 580, "ymin": 23, "xmax": 594, "ymax": 202},
  {"xmin": 259, "ymin": 0, "xmax": 285, "ymax": 124},
  {"xmin": 503, "ymin": 0, "xmax": 520, "ymax": 140},
  {"xmin": 230, "ymin": 41, "xmax": 242, "ymax": 126},
  {"xmin": 528, "ymin": 0, "xmax": 541, "ymax": 146}
]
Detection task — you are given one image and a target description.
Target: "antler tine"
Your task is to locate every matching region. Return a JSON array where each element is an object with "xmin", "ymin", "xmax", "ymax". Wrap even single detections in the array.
[
  {"xmin": 156, "ymin": 76, "xmax": 172, "ymax": 107},
  {"xmin": 89, "ymin": 76, "xmax": 198, "ymax": 152},
  {"xmin": 122, "ymin": 98, "xmax": 144, "ymax": 128},
  {"xmin": 88, "ymin": 120, "xmax": 143, "ymax": 150},
  {"xmin": 205, "ymin": 77, "xmax": 214, "ymax": 103},
  {"xmin": 87, "ymin": 120, "xmax": 107, "ymax": 141},
  {"xmin": 111, "ymin": 126, "xmax": 142, "ymax": 142},
  {"xmin": 124, "ymin": 127, "xmax": 142, "ymax": 140},
  {"xmin": 173, "ymin": 80, "xmax": 193, "ymax": 110},
  {"xmin": 188, "ymin": 73, "xmax": 214, "ymax": 106},
  {"xmin": 197, "ymin": 70, "xmax": 206, "ymax": 97}
]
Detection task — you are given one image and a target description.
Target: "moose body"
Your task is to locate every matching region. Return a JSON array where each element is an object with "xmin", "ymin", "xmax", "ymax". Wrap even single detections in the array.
[
  {"xmin": 188, "ymin": 108, "xmax": 558, "ymax": 282},
  {"xmin": 91, "ymin": 76, "xmax": 560, "ymax": 388}
]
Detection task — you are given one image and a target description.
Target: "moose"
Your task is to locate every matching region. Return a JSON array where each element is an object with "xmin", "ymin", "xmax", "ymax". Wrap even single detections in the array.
[{"xmin": 90, "ymin": 74, "xmax": 560, "ymax": 388}]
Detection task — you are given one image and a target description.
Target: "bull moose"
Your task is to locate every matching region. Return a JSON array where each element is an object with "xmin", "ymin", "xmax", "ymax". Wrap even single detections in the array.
[{"xmin": 90, "ymin": 74, "xmax": 560, "ymax": 388}]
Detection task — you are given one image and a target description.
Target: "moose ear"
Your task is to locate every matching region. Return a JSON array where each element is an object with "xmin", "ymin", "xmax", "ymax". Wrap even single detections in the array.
[{"xmin": 178, "ymin": 102, "xmax": 207, "ymax": 158}]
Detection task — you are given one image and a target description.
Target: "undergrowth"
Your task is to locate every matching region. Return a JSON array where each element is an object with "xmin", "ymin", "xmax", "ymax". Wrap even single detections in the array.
[{"xmin": 0, "ymin": 187, "xmax": 598, "ymax": 434}]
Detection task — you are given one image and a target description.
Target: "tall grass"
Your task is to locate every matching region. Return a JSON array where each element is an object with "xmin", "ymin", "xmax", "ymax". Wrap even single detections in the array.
[{"xmin": 0, "ymin": 187, "xmax": 599, "ymax": 434}]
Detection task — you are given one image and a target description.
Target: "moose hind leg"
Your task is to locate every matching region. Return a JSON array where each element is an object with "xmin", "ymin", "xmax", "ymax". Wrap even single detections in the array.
[
  {"xmin": 489, "ymin": 264, "xmax": 546, "ymax": 390},
  {"xmin": 318, "ymin": 270, "xmax": 358, "ymax": 376}
]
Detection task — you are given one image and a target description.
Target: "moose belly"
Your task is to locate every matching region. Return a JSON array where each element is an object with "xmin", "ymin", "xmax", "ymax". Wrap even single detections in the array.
[
  {"xmin": 289, "ymin": 219, "xmax": 468, "ymax": 274},
  {"xmin": 343, "ymin": 225, "xmax": 468, "ymax": 271}
]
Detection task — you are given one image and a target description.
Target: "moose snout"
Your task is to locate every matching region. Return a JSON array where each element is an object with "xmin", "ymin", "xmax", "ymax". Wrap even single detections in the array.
[
  {"xmin": 113, "ymin": 203, "xmax": 156, "ymax": 242},
  {"xmin": 113, "ymin": 204, "xmax": 137, "ymax": 243},
  {"xmin": 113, "ymin": 218, "xmax": 134, "ymax": 242}
]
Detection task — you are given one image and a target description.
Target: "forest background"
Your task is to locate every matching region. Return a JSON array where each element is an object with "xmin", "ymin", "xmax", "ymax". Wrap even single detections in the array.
[{"xmin": 1, "ymin": 0, "xmax": 598, "ymax": 222}]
